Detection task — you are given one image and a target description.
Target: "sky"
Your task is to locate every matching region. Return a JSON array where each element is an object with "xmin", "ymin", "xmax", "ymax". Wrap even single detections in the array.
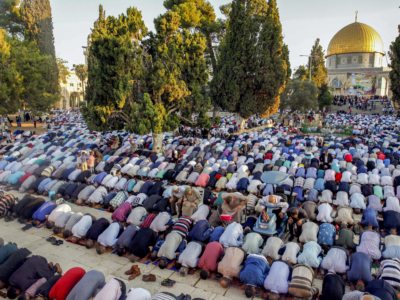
[{"xmin": 51, "ymin": 0, "xmax": 400, "ymax": 70}]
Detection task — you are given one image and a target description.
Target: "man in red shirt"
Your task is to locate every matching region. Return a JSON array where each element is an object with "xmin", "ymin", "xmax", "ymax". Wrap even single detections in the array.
[
  {"xmin": 48, "ymin": 267, "xmax": 85, "ymax": 300},
  {"xmin": 199, "ymin": 241, "xmax": 224, "ymax": 280}
]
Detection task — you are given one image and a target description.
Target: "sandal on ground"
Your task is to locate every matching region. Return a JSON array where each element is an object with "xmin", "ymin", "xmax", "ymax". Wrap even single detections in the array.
[
  {"xmin": 46, "ymin": 236, "xmax": 56, "ymax": 242},
  {"xmin": 51, "ymin": 240, "xmax": 63, "ymax": 246},
  {"xmin": 21, "ymin": 224, "xmax": 33, "ymax": 231},
  {"xmin": 5, "ymin": 216, "xmax": 14, "ymax": 222}
]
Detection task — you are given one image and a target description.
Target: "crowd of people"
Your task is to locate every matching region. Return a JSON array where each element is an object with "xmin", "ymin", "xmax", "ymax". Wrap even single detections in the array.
[{"xmin": 0, "ymin": 108, "xmax": 399, "ymax": 299}]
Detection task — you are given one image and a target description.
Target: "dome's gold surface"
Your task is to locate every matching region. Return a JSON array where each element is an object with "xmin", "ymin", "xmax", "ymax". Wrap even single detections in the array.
[{"xmin": 327, "ymin": 22, "xmax": 384, "ymax": 57}]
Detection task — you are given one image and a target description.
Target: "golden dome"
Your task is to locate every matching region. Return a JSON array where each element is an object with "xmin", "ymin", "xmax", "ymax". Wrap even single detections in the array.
[{"xmin": 327, "ymin": 22, "xmax": 384, "ymax": 57}]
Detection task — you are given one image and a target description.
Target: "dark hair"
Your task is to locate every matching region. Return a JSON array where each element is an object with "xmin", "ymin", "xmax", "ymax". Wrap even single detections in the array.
[
  {"xmin": 96, "ymin": 245, "xmax": 105, "ymax": 255},
  {"xmin": 245, "ymin": 286, "xmax": 255, "ymax": 298},
  {"xmin": 18, "ymin": 295, "xmax": 28, "ymax": 300},
  {"xmin": 200, "ymin": 270, "xmax": 208, "ymax": 280},
  {"xmin": 31, "ymin": 219, "xmax": 39, "ymax": 227},
  {"xmin": 62, "ymin": 230, "xmax": 71, "ymax": 239},
  {"xmin": 53, "ymin": 227, "xmax": 61, "ymax": 234},
  {"xmin": 116, "ymin": 248, "xmax": 126, "ymax": 257},
  {"xmin": 225, "ymin": 196, "xmax": 233, "ymax": 205},
  {"xmin": 158, "ymin": 259, "xmax": 167, "ymax": 269},
  {"xmin": 7, "ymin": 287, "xmax": 18, "ymax": 299},
  {"xmin": 85, "ymin": 240, "xmax": 95, "ymax": 249},
  {"xmin": 150, "ymin": 252, "xmax": 158, "ymax": 262},
  {"xmin": 291, "ymin": 209, "xmax": 298, "ymax": 216},
  {"xmin": 46, "ymin": 222, "xmax": 54, "ymax": 229}
]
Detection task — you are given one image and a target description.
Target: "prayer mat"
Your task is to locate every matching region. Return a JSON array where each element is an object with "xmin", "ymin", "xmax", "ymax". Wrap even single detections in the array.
[
  {"xmin": 17, "ymin": 219, "xmax": 46, "ymax": 229},
  {"xmin": 52, "ymin": 233, "xmax": 65, "ymax": 239},
  {"xmin": 66, "ymin": 238, "xmax": 87, "ymax": 247}
]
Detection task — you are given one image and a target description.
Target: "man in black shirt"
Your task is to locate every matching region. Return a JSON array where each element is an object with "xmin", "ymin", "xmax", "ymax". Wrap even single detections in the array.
[{"xmin": 127, "ymin": 227, "xmax": 158, "ymax": 263}]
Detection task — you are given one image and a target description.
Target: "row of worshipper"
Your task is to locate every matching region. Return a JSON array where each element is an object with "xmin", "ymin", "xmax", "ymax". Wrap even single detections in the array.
[{"xmin": 0, "ymin": 237, "xmax": 187, "ymax": 300}]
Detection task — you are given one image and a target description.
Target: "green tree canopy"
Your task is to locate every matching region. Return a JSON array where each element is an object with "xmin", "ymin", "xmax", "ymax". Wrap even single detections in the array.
[
  {"xmin": 210, "ymin": 0, "xmax": 289, "ymax": 128},
  {"xmin": 82, "ymin": 6, "xmax": 148, "ymax": 132},
  {"xmin": 82, "ymin": 5, "xmax": 209, "ymax": 150},
  {"xmin": 279, "ymin": 80, "xmax": 318, "ymax": 113},
  {"xmin": 0, "ymin": 29, "xmax": 59, "ymax": 114},
  {"xmin": 318, "ymin": 83, "xmax": 333, "ymax": 109},
  {"xmin": 389, "ymin": 25, "xmax": 400, "ymax": 104},
  {"xmin": 20, "ymin": 0, "xmax": 59, "ymax": 94},
  {"xmin": 74, "ymin": 63, "xmax": 87, "ymax": 97},
  {"xmin": 294, "ymin": 38, "xmax": 327, "ymax": 87},
  {"xmin": 309, "ymin": 38, "xmax": 328, "ymax": 87},
  {"xmin": 57, "ymin": 57, "xmax": 70, "ymax": 84},
  {"xmin": 0, "ymin": 0, "xmax": 23, "ymax": 37}
]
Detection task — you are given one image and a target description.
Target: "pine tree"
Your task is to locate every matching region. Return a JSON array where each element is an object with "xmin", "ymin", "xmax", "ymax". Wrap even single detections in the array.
[
  {"xmin": 82, "ymin": 5, "xmax": 208, "ymax": 151},
  {"xmin": 0, "ymin": 31, "xmax": 59, "ymax": 114},
  {"xmin": 135, "ymin": 10, "xmax": 208, "ymax": 150},
  {"xmin": 20, "ymin": 0, "xmax": 59, "ymax": 94},
  {"xmin": 318, "ymin": 83, "xmax": 333, "ymax": 110},
  {"xmin": 81, "ymin": 6, "xmax": 148, "ymax": 132},
  {"xmin": 163, "ymin": 0, "xmax": 225, "ymax": 118},
  {"xmin": 389, "ymin": 25, "xmax": 400, "ymax": 104},
  {"xmin": 279, "ymin": 80, "xmax": 318, "ymax": 113},
  {"xmin": 294, "ymin": 38, "xmax": 327, "ymax": 87},
  {"xmin": 210, "ymin": 0, "xmax": 288, "ymax": 130},
  {"xmin": 0, "ymin": 0, "xmax": 24, "ymax": 37}
]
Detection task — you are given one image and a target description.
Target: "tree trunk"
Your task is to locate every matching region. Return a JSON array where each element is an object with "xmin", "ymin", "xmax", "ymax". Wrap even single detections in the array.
[
  {"xmin": 153, "ymin": 133, "xmax": 163, "ymax": 153},
  {"xmin": 239, "ymin": 117, "xmax": 246, "ymax": 133},
  {"xmin": 212, "ymin": 105, "xmax": 218, "ymax": 119}
]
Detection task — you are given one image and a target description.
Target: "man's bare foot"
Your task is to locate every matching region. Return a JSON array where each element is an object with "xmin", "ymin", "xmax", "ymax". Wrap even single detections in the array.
[{"xmin": 55, "ymin": 263, "xmax": 62, "ymax": 275}]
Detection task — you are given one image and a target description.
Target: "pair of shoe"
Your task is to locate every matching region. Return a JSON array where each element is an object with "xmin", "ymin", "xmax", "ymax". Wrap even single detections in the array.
[
  {"xmin": 161, "ymin": 278, "xmax": 176, "ymax": 287},
  {"xmin": 47, "ymin": 237, "xmax": 63, "ymax": 246},
  {"xmin": 142, "ymin": 274, "xmax": 156, "ymax": 282},
  {"xmin": 177, "ymin": 293, "xmax": 191, "ymax": 300},
  {"xmin": 125, "ymin": 265, "xmax": 141, "ymax": 280},
  {"xmin": 4, "ymin": 216, "xmax": 14, "ymax": 222}
]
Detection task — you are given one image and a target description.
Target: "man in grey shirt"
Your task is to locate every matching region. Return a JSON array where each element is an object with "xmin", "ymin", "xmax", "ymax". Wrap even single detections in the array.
[
  {"xmin": 66, "ymin": 270, "xmax": 105, "ymax": 300},
  {"xmin": 62, "ymin": 212, "xmax": 83, "ymax": 239},
  {"xmin": 87, "ymin": 186, "xmax": 108, "ymax": 205},
  {"xmin": 150, "ymin": 212, "xmax": 174, "ymax": 233},
  {"xmin": 116, "ymin": 225, "xmax": 138, "ymax": 256},
  {"xmin": 126, "ymin": 207, "xmax": 147, "ymax": 226},
  {"xmin": 53, "ymin": 211, "xmax": 74, "ymax": 234},
  {"xmin": 76, "ymin": 185, "xmax": 96, "ymax": 205}
]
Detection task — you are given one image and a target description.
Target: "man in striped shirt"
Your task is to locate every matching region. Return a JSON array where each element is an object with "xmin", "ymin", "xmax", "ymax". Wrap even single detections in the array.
[
  {"xmin": 157, "ymin": 216, "xmax": 192, "ymax": 269},
  {"xmin": 0, "ymin": 193, "xmax": 16, "ymax": 217}
]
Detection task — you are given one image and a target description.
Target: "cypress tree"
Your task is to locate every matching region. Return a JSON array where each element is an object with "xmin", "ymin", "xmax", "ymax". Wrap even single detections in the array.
[
  {"xmin": 20, "ymin": 0, "xmax": 59, "ymax": 94},
  {"xmin": 210, "ymin": 0, "xmax": 287, "ymax": 130},
  {"xmin": 389, "ymin": 25, "xmax": 400, "ymax": 104},
  {"xmin": 309, "ymin": 38, "xmax": 327, "ymax": 87}
]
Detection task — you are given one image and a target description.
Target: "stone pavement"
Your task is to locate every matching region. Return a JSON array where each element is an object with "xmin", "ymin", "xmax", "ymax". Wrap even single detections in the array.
[{"xmin": 0, "ymin": 189, "xmax": 359, "ymax": 300}]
